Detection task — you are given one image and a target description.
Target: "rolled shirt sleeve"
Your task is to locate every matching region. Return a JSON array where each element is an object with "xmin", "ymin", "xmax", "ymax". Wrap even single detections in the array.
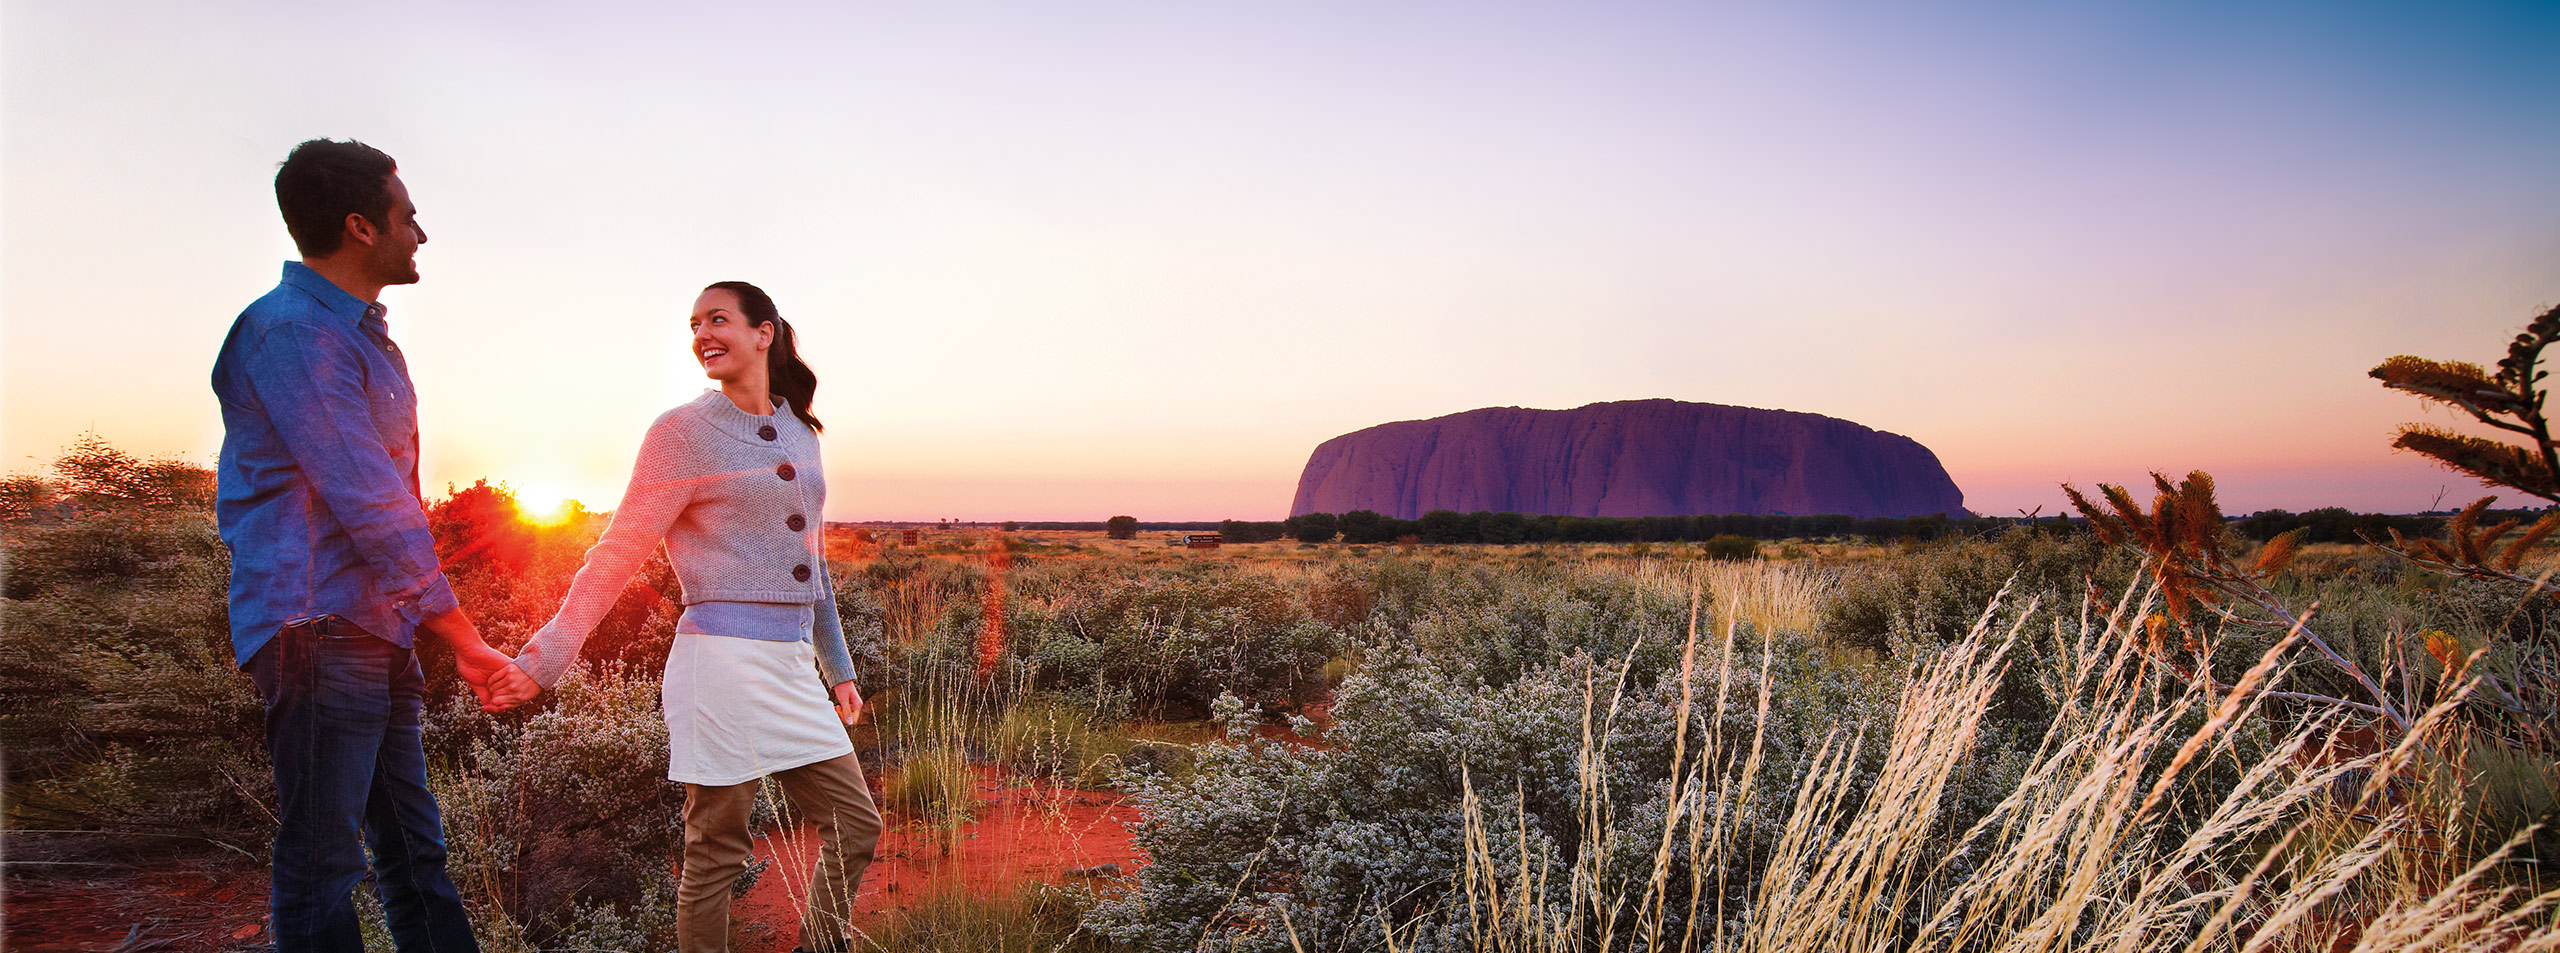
[{"xmin": 245, "ymin": 322, "xmax": 457, "ymax": 624}]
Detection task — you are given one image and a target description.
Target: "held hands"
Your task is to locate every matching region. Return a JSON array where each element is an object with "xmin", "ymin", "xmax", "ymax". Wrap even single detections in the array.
[
  {"xmin": 425, "ymin": 608, "xmax": 542, "ymax": 712},
  {"xmin": 485, "ymin": 656, "xmax": 541, "ymax": 711},
  {"xmin": 832, "ymin": 680, "xmax": 866, "ymax": 726},
  {"xmin": 451, "ymin": 641, "xmax": 539, "ymax": 712}
]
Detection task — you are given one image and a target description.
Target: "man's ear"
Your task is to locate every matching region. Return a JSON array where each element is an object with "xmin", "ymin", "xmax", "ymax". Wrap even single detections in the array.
[{"xmin": 342, "ymin": 211, "xmax": 379, "ymax": 248}]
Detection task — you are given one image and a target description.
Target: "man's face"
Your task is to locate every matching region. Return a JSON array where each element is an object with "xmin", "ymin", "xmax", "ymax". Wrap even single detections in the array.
[{"xmin": 363, "ymin": 173, "xmax": 427, "ymax": 286}]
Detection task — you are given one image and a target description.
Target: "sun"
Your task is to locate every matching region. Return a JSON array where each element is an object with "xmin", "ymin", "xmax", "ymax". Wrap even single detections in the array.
[{"xmin": 514, "ymin": 486, "xmax": 583, "ymax": 527}]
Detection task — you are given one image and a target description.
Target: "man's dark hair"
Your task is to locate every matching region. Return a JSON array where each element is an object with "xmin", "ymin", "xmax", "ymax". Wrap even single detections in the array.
[{"xmin": 274, "ymin": 139, "xmax": 397, "ymax": 257}]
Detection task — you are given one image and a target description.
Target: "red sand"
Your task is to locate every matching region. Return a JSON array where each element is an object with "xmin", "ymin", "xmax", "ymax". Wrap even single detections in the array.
[
  {"xmin": 727, "ymin": 766, "xmax": 1143, "ymax": 951},
  {"xmin": 5, "ymin": 865, "xmax": 272, "ymax": 952},
  {"xmin": 2, "ymin": 772, "xmax": 1141, "ymax": 953}
]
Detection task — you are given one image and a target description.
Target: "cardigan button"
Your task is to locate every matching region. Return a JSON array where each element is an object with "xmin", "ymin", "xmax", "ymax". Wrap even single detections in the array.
[
  {"xmin": 758, "ymin": 425, "xmax": 777, "ymax": 441},
  {"xmin": 787, "ymin": 514, "xmax": 807, "ymax": 532},
  {"xmin": 776, "ymin": 463, "xmax": 796, "ymax": 481},
  {"xmin": 793, "ymin": 564, "xmax": 812, "ymax": 582}
]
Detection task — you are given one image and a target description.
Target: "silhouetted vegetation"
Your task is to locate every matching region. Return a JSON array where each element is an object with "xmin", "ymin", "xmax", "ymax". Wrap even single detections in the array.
[
  {"xmin": 1217, "ymin": 519, "xmax": 1290, "ymax": 543},
  {"xmin": 1300, "ymin": 508, "xmax": 1994, "ymax": 544}
]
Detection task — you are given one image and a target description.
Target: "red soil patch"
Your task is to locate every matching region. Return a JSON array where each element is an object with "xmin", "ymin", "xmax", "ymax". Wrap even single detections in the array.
[
  {"xmin": 4, "ymin": 772, "xmax": 1141, "ymax": 952},
  {"xmin": 724, "ymin": 767, "xmax": 1143, "ymax": 952},
  {"xmin": 5, "ymin": 861, "xmax": 272, "ymax": 953}
]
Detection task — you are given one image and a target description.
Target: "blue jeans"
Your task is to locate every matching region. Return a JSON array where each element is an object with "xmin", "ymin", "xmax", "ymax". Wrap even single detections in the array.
[{"xmin": 249, "ymin": 619, "xmax": 478, "ymax": 952}]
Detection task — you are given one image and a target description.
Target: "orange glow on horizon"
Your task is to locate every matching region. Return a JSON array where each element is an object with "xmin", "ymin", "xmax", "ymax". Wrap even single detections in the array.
[{"xmin": 513, "ymin": 487, "xmax": 584, "ymax": 527}]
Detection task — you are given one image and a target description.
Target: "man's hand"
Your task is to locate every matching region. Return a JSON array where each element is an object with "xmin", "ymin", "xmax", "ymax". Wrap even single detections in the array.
[
  {"xmin": 448, "ymin": 642, "xmax": 513, "ymax": 712},
  {"xmin": 421, "ymin": 608, "xmax": 527, "ymax": 713},
  {"xmin": 485, "ymin": 660, "xmax": 540, "ymax": 711},
  {"xmin": 832, "ymin": 680, "xmax": 866, "ymax": 726}
]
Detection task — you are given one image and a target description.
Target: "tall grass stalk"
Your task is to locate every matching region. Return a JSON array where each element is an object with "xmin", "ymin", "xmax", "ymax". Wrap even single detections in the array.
[{"xmin": 1440, "ymin": 580, "xmax": 2559, "ymax": 953}]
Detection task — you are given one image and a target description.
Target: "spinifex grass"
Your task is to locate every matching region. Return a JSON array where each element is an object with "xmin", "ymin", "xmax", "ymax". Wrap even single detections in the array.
[{"xmin": 1432, "ymin": 575, "xmax": 2560, "ymax": 953}]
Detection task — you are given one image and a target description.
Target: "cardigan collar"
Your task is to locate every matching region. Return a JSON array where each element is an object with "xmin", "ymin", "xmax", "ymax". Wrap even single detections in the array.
[{"xmin": 691, "ymin": 389, "xmax": 799, "ymax": 445}]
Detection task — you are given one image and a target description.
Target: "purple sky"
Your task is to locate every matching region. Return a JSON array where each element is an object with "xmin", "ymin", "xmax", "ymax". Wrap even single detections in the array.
[{"xmin": 6, "ymin": 1, "xmax": 2557, "ymax": 520}]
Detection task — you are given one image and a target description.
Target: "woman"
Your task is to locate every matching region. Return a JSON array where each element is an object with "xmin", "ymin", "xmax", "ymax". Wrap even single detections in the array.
[{"xmin": 509, "ymin": 281, "xmax": 879, "ymax": 953}]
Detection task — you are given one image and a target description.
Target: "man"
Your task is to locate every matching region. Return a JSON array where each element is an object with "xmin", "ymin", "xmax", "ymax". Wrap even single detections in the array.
[{"xmin": 212, "ymin": 138, "xmax": 537, "ymax": 951}]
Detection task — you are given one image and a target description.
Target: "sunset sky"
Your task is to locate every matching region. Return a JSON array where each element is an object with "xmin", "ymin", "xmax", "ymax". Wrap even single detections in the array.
[{"xmin": 6, "ymin": 1, "xmax": 2557, "ymax": 521}]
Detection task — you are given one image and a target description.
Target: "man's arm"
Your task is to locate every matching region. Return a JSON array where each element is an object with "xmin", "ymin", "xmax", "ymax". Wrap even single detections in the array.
[
  {"xmin": 245, "ymin": 321, "xmax": 458, "ymax": 626},
  {"xmin": 245, "ymin": 321, "xmax": 512, "ymax": 707}
]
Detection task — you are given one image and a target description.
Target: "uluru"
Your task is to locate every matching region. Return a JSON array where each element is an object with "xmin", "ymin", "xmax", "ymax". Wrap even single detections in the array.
[{"xmin": 1290, "ymin": 400, "xmax": 1968, "ymax": 520}]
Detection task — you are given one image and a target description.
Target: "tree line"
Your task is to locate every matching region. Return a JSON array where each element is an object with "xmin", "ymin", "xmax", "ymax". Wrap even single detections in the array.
[
  {"xmin": 1249, "ymin": 510, "xmax": 2001, "ymax": 545},
  {"xmin": 1218, "ymin": 506, "xmax": 2537, "ymax": 547}
]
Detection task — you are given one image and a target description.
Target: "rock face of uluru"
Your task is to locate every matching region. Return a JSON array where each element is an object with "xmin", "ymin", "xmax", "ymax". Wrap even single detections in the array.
[{"xmin": 1290, "ymin": 400, "xmax": 1967, "ymax": 520}]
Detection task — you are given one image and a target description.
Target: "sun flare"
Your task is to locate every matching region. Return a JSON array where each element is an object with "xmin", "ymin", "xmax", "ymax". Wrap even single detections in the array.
[{"xmin": 514, "ymin": 487, "xmax": 582, "ymax": 526}]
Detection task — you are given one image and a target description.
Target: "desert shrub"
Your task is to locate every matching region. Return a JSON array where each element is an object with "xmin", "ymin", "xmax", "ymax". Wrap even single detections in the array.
[
  {"xmin": 433, "ymin": 665, "xmax": 681, "ymax": 950},
  {"xmin": 1821, "ymin": 527, "xmax": 2113, "ymax": 651},
  {"xmin": 1699, "ymin": 534, "xmax": 1758, "ymax": 561},
  {"xmin": 1100, "ymin": 569, "xmax": 2554, "ymax": 953},
  {"xmin": 0, "ymin": 502, "xmax": 269, "ymax": 848},
  {"xmin": 992, "ymin": 559, "xmax": 1345, "ymax": 719},
  {"xmin": 1091, "ymin": 619, "xmax": 1906, "ymax": 952},
  {"xmin": 1351, "ymin": 556, "xmax": 1695, "ymax": 689}
]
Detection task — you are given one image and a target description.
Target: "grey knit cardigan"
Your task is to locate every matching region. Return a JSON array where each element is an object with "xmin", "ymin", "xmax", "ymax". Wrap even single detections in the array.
[{"xmin": 513, "ymin": 390, "xmax": 856, "ymax": 690}]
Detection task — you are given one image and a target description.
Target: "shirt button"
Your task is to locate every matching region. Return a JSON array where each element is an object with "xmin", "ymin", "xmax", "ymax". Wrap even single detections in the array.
[
  {"xmin": 758, "ymin": 425, "xmax": 777, "ymax": 441},
  {"xmin": 793, "ymin": 564, "xmax": 812, "ymax": 582},
  {"xmin": 787, "ymin": 515, "xmax": 807, "ymax": 532},
  {"xmin": 776, "ymin": 464, "xmax": 796, "ymax": 481}
]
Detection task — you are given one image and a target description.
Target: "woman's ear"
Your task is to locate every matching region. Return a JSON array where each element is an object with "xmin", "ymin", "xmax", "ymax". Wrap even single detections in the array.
[{"xmin": 756, "ymin": 321, "xmax": 776, "ymax": 352}]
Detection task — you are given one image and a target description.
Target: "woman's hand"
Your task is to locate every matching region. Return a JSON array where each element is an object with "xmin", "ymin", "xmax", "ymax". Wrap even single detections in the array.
[
  {"xmin": 832, "ymin": 680, "xmax": 866, "ymax": 726},
  {"xmin": 428, "ymin": 608, "xmax": 535, "ymax": 712}
]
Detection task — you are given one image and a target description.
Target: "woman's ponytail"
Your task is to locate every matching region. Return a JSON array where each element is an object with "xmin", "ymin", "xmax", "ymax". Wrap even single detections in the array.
[{"xmin": 704, "ymin": 280, "xmax": 823, "ymax": 433}]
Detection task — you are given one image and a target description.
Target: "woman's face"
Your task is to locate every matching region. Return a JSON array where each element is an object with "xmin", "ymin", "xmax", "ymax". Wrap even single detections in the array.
[{"xmin": 690, "ymin": 288, "xmax": 774, "ymax": 384}]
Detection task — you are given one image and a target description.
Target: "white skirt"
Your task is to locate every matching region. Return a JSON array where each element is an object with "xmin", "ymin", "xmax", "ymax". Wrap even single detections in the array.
[{"xmin": 661, "ymin": 633, "xmax": 855, "ymax": 786}]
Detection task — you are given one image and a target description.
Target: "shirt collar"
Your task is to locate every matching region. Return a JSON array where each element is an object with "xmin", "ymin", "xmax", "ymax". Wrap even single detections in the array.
[
  {"xmin": 693, "ymin": 389, "xmax": 796, "ymax": 444},
  {"xmin": 280, "ymin": 261, "xmax": 390, "ymax": 329}
]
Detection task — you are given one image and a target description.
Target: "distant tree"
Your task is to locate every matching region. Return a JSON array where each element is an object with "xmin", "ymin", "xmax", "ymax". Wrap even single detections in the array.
[
  {"xmin": 1106, "ymin": 515, "xmax": 1139, "ymax": 539},
  {"xmin": 45, "ymin": 431, "xmax": 213, "ymax": 511},
  {"xmin": 133, "ymin": 457, "xmax": 214, "ymax": 509},
  {"xmin": 52, "ymin": 430, "xmax": 142, "ymax": 507},
  {"xmin": 0, "ymin": 474, "xmax": 56, "ymax": 521},
  {"xmin": 1479, "ymin": 511, "xmax": 1527, "ymax": 545},
  {"xmin": 1001, "ymin": 520, "xmax": 1020, "ymax": 532},
  {"xmin": 1219, "ymin": 519, "xmax": 1288, "ymax": 543},
  {"xmin": 1338, "ymin": 510, "xmax": 1389, "ymax": 544},
  {"xmin": 428, "ymin": 480, "xmax": 537, "ymax": 575},
  {"xmin": 1417, "ymin": 509, "xmax": 1467, "ymax": 544},
  {"xmin": 1285, "ymin": 512, "xmax": 1338, "ymax": 543}
]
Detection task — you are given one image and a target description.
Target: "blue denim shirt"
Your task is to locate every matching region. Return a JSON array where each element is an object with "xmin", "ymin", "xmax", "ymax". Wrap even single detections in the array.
[{"xmin": 212, "ymin": 262, "xmax": 459, "ymax": 666}]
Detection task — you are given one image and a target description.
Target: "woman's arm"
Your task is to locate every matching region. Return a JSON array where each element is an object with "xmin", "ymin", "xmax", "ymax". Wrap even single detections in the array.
[
  {"xmin": 513, "ymin": 420, "xmax": 700, "ymax": 690},
  {"xmin": 811, "ymin": 555, "xmax": 858, "ymax": 688}
]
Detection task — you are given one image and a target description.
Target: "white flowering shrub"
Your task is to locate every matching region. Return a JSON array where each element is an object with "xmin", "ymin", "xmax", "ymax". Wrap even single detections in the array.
[
  {"xmin": 431, "ymin": 665, "xmax": 682, "ymax": 950},
  {"xmin": 1093, "ymin": 620, "xmax": 1911, "ymax": 951}
]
